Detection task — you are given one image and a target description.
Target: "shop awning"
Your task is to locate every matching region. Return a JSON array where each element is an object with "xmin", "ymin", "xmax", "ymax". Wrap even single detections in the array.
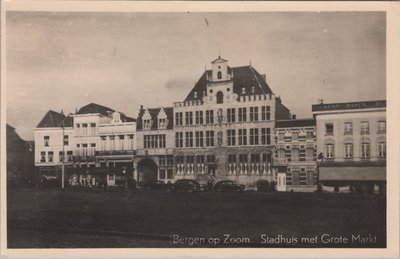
[{"xmin": 319, "ymin": 166, "xmax": 386, "ymax": 182}]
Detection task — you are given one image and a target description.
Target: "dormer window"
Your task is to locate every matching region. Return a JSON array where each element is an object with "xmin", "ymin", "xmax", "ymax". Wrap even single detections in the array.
[
  {"xmin": 251, "ymin": 86, "xmax": 255, "ymax": 93},
  {"xmin": 217, "ymin": 71, "xmax": 222, "ymax": 79},
  {"xmin": 142, "ymin": 108, "xmax": 152, "ymax": 130},
  {"xmin": 194, "ymin": 91, "xmax": 197, "ymax": 98},
  {"xmin": 242, "ymin": 88, "xmax": 246, "ymax": 94},
  {"xmin": 157, "ymin": 107, "xmax": 168, "ymax": 129}
]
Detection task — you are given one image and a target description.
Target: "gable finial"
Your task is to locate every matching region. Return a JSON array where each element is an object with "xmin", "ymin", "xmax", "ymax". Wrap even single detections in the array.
[
  {"xmin": 218, "ymin": 49, "xmax": 221, "ymax": 59},
  {"xmin": 250, "ymin": 60, "xmax": 252, "ymax": 66}
]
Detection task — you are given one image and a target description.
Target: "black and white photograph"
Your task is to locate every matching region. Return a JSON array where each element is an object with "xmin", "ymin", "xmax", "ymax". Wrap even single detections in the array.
[{"xmin": 1, "ymin": 1, "xmax": 399, "ymax": 258}]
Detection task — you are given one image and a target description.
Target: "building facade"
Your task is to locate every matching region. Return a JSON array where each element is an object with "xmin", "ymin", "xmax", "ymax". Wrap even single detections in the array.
[
  {"xmin": 312, "ymin": 100, "xmax": 386, "ymax": 191},
  {"xmin": 274, "ymin": 119, "xmax": 317, "ymax": 192},
  {"xmin": 133, "ymin": 57, "xmax": 291, "ymax": 189},
  {"xmin": 34, "ymin": 103, "xmax": 136, "ymax": 187}
]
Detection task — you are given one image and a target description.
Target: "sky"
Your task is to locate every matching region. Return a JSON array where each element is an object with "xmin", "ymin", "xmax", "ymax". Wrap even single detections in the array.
[{"xmin": 6, "ymin": 11, "xmax": 386, "ymax": 140}]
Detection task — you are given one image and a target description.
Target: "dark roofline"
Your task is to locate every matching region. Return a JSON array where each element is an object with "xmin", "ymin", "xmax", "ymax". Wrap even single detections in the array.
[
  {"xmin": 312, "ymin": 100, "xmax": 386, "ymax": 112},
  {"xmin": 276, "ymin": 118, "xmax": 316, "ymax": 128}
]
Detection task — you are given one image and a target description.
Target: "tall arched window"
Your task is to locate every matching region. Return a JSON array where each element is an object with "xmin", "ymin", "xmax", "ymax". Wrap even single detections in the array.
[
  {"xmin": 216, "ymin": 91, "xmax": 224, "ymax": 104},
  {"xmin": 217, "ymin": 71, "xmax": 222, "ymax": 79}
]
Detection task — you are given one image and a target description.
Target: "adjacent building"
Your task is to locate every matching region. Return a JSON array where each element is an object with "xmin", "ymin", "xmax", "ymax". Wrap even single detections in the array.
[
  {"xmin": 312, "ymin": 100, "xmax": 386, "ymax": 191},
  {"xmin": 34, "ymin": 103, "xmax": 136, "ymax": 187},
  {"xmin": 274, "ymin": 118, "xmax": 317, "ymax": 192}
]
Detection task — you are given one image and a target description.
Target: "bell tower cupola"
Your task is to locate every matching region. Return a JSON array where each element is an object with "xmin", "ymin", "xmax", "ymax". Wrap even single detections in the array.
[{"xmin": 211, "ymin": 56, "xmax": 230, "ymax": 82}]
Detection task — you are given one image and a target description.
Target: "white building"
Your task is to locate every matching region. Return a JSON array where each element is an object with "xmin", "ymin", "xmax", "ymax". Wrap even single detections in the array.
[{"xmin": 312, "ymin": 100, "xmax": 386, "ymax": 192}]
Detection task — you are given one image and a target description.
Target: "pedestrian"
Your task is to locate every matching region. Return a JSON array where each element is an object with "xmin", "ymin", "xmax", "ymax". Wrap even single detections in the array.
[
  {"xmin": 334, "ymin": 185, "xmax": 339, "ymax": 193},
  {"xmin": 103, "ymin": 178, "xmax": 108, "ymax": 192},
  {"xmin": 128, "ymin": 178, "xmax": 137, "ymax": 197}
]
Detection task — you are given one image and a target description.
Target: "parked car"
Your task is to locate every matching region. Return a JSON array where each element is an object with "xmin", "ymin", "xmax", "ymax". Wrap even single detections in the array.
[
  {"xmin": 195, "ymin": 174, "xmax": 214, "ymax": 192},
  {"xmin": 171, "ymin": 179, "xmax": 200, "ymax": 193},
  {"xmin": 143, "ymin": 180, "xmax": 166, "ymax": 191},
  {"xmin": 213, "ymin": 180, "xmax": 245, "ymax": 192}
]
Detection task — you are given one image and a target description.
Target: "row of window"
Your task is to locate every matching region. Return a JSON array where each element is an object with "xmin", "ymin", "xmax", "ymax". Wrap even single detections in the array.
[
  {"xmin": 325, "ymin": 121, "xmax": 386, "ymax": 136},
  {"xmin": 40, "ymin": 151, "xmax": 73, "ymax": 163},
  {"xmin": 75, "ymin": 123, "xmax": 97, "ymax": 136},
  {"xmin": 277, "ymin": 131, "xmax": 315, "ymax": 142},
  {"xmin": 286, "ymin": 171, "xmax": 316, "ymax": 186},
  {"xmin": 100, "ymin": 135, "xmax": 135, "ymax": 151},
  {"xmin": 174, "ymin": 128, "xmax": 272, "ymax": 148},
  {"xmin": 175, "ymin": 106, "xmax": 271, "ymax": 126},
  {"xmin": 43, "ymin": 135, "xmax": 69, "ymax": 147},
  {"xmin": 324, "ymin": 142, "xmax": 386, "ymax": 159},
  {"xmin": 276, "ymin": 148, "xmax": 315, "ymax": 162},
  {"xmin": 176, "ymin": 155, "xmax": 216, "ymax": 164},
  {"xmin": 144, "ymin": 135, "xmax": 166, "ymax": 149}
]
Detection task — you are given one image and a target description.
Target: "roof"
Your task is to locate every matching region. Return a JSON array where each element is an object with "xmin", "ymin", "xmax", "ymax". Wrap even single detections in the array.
[
  {"xmin": 36, "ymin": 110, "xmax": 72, "ymax": 128},
  {"xmin": 275, "ymin": 118, "xmax": 316, "ymax": 128},
  {"xmin": 136, "ymin": 107, "xmax": 173, "ymax": 130},
  {"xmin": 312, "ymin": 100, "xmax": 386, "ymax": 112},
  {"xmin": 76, "ymin": 103, "xmax": 115, "ymax": 116},
  {"xmin": 211, "ymin": 56, "xmax": 228, "ymax": 63},
  {"xmin": 184, "ymin": 65, "xmax": 274, "ymax": 102}
]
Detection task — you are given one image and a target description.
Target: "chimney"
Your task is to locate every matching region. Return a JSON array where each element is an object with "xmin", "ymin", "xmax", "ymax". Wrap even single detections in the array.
[
  {"xmin": 261, "ymin": 74, "xmax": 266, "ymax": 82},
  {"xmin": 292, "ymin": 114, "xmax": 296, "ymax": 120}
]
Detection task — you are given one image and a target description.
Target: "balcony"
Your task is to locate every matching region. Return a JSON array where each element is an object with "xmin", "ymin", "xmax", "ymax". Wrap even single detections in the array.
[{"xmin": 95, "ymin": 150, "xmax": 136, "ymax": 156}]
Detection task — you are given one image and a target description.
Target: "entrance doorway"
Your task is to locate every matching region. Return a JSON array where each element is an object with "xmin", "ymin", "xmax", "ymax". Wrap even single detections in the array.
[{"xmin": 137, "ymin": 159, "xmax": 158, "ymax": 187}]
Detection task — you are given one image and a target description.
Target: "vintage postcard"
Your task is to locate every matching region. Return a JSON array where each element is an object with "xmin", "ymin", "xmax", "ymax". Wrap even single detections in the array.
[{"xmin": 1, "ymin": 1, "xmax": 399, "ymax": 258}]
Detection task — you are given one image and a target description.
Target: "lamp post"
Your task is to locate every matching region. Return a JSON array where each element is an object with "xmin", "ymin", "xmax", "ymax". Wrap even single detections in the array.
[{"xmin": 61, "ymin": 123, "xmax": 65, "ymax": 189}]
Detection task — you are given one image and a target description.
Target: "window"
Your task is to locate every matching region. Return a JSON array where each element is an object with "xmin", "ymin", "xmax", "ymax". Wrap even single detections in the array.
[
  {"xmin": 143, "ymin": 119, "xmax": 152, "ymax": 130},
  {"xmin": 206, "ymin": 110, "xmax": 214, "ymax": 124},
  {"xmin": 249, "ymin": 128, "xmax": 259, "ymax": 145},
  {"xmin": 227, "ymin": 129, "xmax": 236, "ymax": 146},
  {"xmin": 238, "ymin": 129, "xmax": 247, "ymax": 145},
  {"xmin": 176, "ymin": 155, "xmax": 184, "ymax": 164},
  {"xmin": 344, "ymin": 143, "xmax": 353, "ymax": 158},
  {"xmin": 261, "ymin": 128, "xmax": 271, "ymax": 145},
  {"xmin": 217, "ymin": 71, "xmax": 222, "ymax": 79},
  {"xmin": 249, "ymin": 107, "xmax": 259, "ymax": 122},
  {"xmin": 378, "ymin": 142, "xmax": 386, "ymax": 158},
  {"xmin": 159, "ymin": 169, "xmax": 166, "ymax": 180},
  {"xmin": 344, "ymin": 122, "xmax": 353, "ymax": 135},
  {"xmin": 82, "ymin": 144, "xmax": 88, "ymax": 156},
  {"xmin": 82, "ymin": 123, "xmax": 88, "ymax": 136},
  {"xmin": 239, "ymin": 154, "xmax": 248, "ymax": 163},
  {"xmin": 205, "ymin": 131, "xmax": 214, "ymax": 147},
  {"xmin": 277, "ymin": 150, "xmax": 285, "ymax": 161},
  {"xmin": 62, "ymin": 135, "xmax": 69, "ymax": 146},
  {"xmin": 261, "ymin": 106, "xmax": 271, "ymax": 121},
  {"xmin": 175, "ymin": 112, "xmax": 183, "ymax": 126},
  {"xmin": 306, "ymin": 148, "xmax": 314, "ymax": 161},
  {"xmin": 291, "ymin": 149, "xmax": 299, "ymax": 161},
  {"xmin": 196, "ymin": 155, "xmax": 205, "ymax": 164},
  {"xmin": 40, "ymin": 152, "xmax": 46, "ymax": 162},
  {"xmin": 195, "ymin": 111, "xmax": 203, "ymax": 125},
  {"xmin": 306, "ymin": 131, "xmax": 314, "ymax": 140},
  {"xmin": 175, "ymin": 132, "xmax": 183, "ymax": 148},
  {"xmin": 262, "ymin": 153, "xmax": 272, "ymax": 163},
  {"xmin": 238, "ymin": 108, "xmax": 247, "ymax": 122},
  {"xmin": 158, "ymin": 118, "xmax": 167, "ymax": 129},
  {"xmin": 185, "ymin": 132, "xmax": 193, "ymax": 147},
  {"xmin": 59, "ymin": 151, "xmax": 64, "ymax": 162},
  {"xmin": 325, "ymin": 144, "xmax": 334, "ymax": 158},
  {"xmin": 118, "ymin": 135, "xmax": 124, "ymax": 150},
  {"xmin": 378, "ymin": 121, "xmax": 386, "ymax": 134},
  {"xmin": 228, "ymin": 154, "xmax": 236, "ymax": 163},
  {"xmin": 195, "ymin": 131, "xmax": 204, "ymax": 147},
  {"xmin": 48, "ymin": 151, "xmax": 54, "ymax": 162},
  {"xmin": 64, "ymin": 151, "xmax": 72, "ymax": 162},
  {"xmin": 325, "ymin": 123, "xmax": 334, "ymax": 135},
  {"xmin": 109, "ymin": 136, "xmax": 115, "ymax": 150},
  {"xmin": 90, "ymin": 123, "xmax": 96, "ymax": 135},
  {"xmin": 278, "ymin": 132, "xmax": 284, "ymax": 141},
  {"xmin": 361, "ymin": 141, "xmax": 370, "ymax": 159},
  {"xmin": 185, "ymin": 112, "xmax": 193, "ymax": 125},
  {"xmin": 361, "ymin": 122, "xmax": 369, "ymax": 135},
  {"xmin": 44, "ymin": 136, "xmax": 49, "ymax": 147},
  {"xmin": 128, "ymin": 134, "xmax": 134, "ymax": 150},
  {"xmin": 227, "ymin": 108, "xmax": 236, "ymax": 123},
  {"xmin": 251, "ymin": 154, "xmax": 260, "ymax": 163},
  {"xmin": 292, "ymin": 131, "xmax": 299, "ymax": 141},
  {"xmin": 206, "ymin": 155, "xmax": 215, "ymax": 163},
  {"xmin": 216, "ymin": 91, "xmax": 224, "ymax": 104}
]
